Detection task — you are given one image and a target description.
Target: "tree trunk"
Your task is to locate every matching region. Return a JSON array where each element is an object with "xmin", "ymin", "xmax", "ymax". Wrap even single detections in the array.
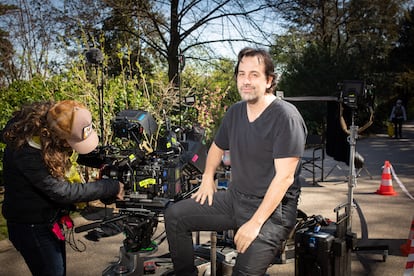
[{"xmin": 168, "ymin": 0, "xmax": 180, "ymax": 86}]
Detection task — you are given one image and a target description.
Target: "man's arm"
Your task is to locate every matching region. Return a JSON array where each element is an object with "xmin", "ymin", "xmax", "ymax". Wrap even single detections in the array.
[
  {"xmin": 191, "ymin": 142, "xmax": 224, "ymax": 206},
  {"xmin": 234, "ymin": 156, "xmax": 300, "ymax": 253}
]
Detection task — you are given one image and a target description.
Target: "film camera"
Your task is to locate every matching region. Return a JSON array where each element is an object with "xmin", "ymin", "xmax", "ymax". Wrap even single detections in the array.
[
  {"xmin": 89, "ymin": 109, "xmax": 206, "ymax": 205},
  {"xmin": 338, "ymin": 80, "xmax": 375, "ymax": 110},
  {"xmin": 76, "ymin": 109, "xmax": 207, "ymax": 254}
]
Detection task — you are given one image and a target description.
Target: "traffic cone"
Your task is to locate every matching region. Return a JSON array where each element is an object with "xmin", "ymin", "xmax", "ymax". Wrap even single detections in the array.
[
  {"xmin": 403, "ymin": 239, "xmax": 414, "ymax": 276},
  {"xmin": 376, "ymin": 160, "xmax": 397, "ymax": 196},
  {"xmin": 401, "ymin": 216, "xmax": 414, "ymax": 256}
]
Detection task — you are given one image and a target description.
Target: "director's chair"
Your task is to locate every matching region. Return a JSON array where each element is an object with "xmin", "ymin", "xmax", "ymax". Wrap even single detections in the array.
[{"xmin": 301, "ymin": 134, "xmax": 325, "ymax": 185}]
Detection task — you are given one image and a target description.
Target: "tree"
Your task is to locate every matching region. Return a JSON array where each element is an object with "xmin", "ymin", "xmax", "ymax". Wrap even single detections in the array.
[
  {"xmin": 0, "ymin": 0, "xmax": 65, "ymax": 79},
  {"xmin": 269, "ymin": 0, "xmax": 409, "ymax": 133},
  {"xmin": 270, "ymin": 0, "xmax": 408, "ymax": 94},
  {"xmin": 270, "ymin": 0, "xmax": 405, "ymax": 66},
  {"xmin": 67, "ymin": 0, "xmax": 278, "ymax": 85},
  {"xmin": 388, "ymin": 6, "xmax": 414, "ymax": 109},
  {"xmin": 390, "ymin": 6, "xmax": 414, "ymax": 72},
  {"xmin": 0, "ymin": 3, "xmax": 18, "ymax": 87}
]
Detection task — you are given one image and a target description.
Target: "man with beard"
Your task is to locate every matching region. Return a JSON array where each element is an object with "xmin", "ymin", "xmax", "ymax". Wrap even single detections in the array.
[{"xmin": 165, "ymin": 47, "xmax": 307, "ymax": 275}]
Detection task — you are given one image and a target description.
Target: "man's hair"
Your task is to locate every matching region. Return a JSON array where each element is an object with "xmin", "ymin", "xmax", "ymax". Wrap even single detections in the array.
[{"xmin": 234, "ymin": 47, "xmax": 277, "ymax": 93}]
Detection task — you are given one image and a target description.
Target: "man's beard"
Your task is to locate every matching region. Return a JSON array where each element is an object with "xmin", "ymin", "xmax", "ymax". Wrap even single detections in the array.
[
  {"xmin": 239, "ymin": 88, "xmax": 259, "ymax": 104},
  {"xmin": 245, "ymin": 97, "xmax": 259, "ymax": 104}
]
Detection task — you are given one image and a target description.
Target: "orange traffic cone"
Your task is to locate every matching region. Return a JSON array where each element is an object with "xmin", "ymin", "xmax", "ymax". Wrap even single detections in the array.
[
  {"xmin": 376, "ymin": 160, "xmax": 397, "ymax": 196},
  {"xmin": 401, "ymin": 217, "xmax": 414, "ymax": 256},
  {"xmin": 403, "ymin": 238, "xmax": 414, "ymax": 276}
]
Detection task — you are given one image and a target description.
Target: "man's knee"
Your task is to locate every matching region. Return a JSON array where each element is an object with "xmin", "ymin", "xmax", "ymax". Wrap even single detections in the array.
[
  {"xmin": 164, "ymin": 200, "xmax": 193, "ymax": 229},
  {"xmin": 164, "ymin": 203, "xmax": 180, "ymax": 228},
  {"xmin": 233, "ymin": 237, "xmax": 280, "ymax": 275}
]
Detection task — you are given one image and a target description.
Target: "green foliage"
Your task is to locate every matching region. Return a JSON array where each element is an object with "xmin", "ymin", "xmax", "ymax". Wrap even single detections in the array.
[
  {"xmin": 270, "ymin": 1, "xmax": 413, "ymax": 134},
  {"xmin": 180, "ymin": 58, "xmax": 238, "ymax": 143},
  {"xmin": 0, "ymin": 192, "xmax": 6, "ymax": 240},
  {"xmin": 194, "ymin": 87, "xmax": 230, "ymax": 142},
  {"xmin": 0, "ymin": 44, "xmax": 238, "ymax": 174}
]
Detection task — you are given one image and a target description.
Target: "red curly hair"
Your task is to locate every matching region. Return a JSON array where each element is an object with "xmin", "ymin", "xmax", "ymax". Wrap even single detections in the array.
[{"xmin": 2, "ymin": 100, "xmax": 87, "ymax": 178}]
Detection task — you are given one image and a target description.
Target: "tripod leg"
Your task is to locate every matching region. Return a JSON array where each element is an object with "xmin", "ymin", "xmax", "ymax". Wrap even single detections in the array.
[
  {"xmin": 364, "ymin": 167, "xmax": 373, "ymax": 180},
  {"xmin": 356, "ymin": 167, "xmax": 373, "ymax": 180}
]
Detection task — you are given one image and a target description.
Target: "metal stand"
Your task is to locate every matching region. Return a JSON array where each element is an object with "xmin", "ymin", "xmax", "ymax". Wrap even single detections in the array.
[
  {"xmin": 210, "ymin": 232, "xmax": 217, "ymax": 276},
  {"xmin": 357, "ymin": 167, "xmax": 373, "ymax": 180},
  {"xmin": 345, "ymin": 112, "xmax": 358, "ymax": 233},
  {"xmin": 341, "ymin": 109, "xmax": 388, "ymax": 271},
  {"xmin": 330, "ymin": 110, "xmax": 359, "ymax": 275},
  {"xmin": 102, "ymin": 246, "xmax": 156, "ymax": 276},
  {"xmin": 324, "ymin": 163, "xmax": 347, "ymax": 181}
]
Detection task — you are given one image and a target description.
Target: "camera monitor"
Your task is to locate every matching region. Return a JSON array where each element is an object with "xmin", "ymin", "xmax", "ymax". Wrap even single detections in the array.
[
  {"xmin": 341, "ymin": 80, "xmax": 365, "ymax": 109},
  {"xmin": 112, "ymin": 110, "xmax": 158, "ymax": 139}
]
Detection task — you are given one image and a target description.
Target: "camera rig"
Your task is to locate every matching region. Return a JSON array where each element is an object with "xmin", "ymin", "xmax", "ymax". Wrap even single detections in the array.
[
  {"xmin": 75, "ymin": 109, "xmax": 207, "ymax": 274},
  {"xmin": 104, "ymin": 109, "xmax": 206, "ymax": 202}
]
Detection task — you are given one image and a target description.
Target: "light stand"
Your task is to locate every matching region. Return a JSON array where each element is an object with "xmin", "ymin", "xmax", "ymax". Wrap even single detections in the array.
[
  {"xmin": 98, "ymin": 66, "xmax": 105, "ymax": 145},
  {"xmin": 85, "ymin": 48, "xmax": 105, "ymax": 145},
  {"xmin": 338, "ymin": 101, "xmax": 388, "ymax": 270},
  {"xmin": 345, "ymin": 108, "xmax": 358, "ymax": 233},
  {"xmin": 85, "ymin": 48, "xmax": 110, "ymax": 221},
  {"xmin": 177, "ymin": 49, "xmax": 185, "ymax": 128}
]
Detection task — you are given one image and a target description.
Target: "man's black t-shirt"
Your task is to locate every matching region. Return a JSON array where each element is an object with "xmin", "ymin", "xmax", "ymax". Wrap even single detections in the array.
[{"xmin": 214, "ymin": 98, "xmax": 307, "ymax": 198}]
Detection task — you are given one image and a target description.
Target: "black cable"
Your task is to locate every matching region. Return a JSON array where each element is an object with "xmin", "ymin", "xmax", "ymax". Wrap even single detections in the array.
[{"xmin": 65, "ymin": 227, "xmax": 86, "ymax": 252}]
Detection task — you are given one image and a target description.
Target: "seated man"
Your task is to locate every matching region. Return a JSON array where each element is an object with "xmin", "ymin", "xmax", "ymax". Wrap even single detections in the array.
[{"xmin": 165, "ymin": 47, "xmax": 307, "ymax": 275}]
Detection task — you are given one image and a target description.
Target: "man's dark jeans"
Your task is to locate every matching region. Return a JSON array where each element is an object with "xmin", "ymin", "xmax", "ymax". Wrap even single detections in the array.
[
  {"xmin": 165, "ymin": 188, "xmax": 297, "ymax": 276},
  {"xmin": 7, "ymin": 221, "xmax": 66, "ymax": 276}
]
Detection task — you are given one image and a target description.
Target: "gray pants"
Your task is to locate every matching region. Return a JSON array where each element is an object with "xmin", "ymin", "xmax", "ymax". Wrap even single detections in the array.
[{"xmin": 164, "ymin": 188, "xmax": 298, "ymax": 276}]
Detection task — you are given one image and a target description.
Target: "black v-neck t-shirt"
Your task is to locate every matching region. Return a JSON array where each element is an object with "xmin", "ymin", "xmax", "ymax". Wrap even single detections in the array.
[{"xmin": 214, "ymin": 98, "xmax": 307, "ymax": 198}]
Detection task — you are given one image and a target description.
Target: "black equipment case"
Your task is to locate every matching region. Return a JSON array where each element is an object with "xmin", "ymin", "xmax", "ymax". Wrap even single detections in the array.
[{"xmin": 294, "ymin": 208, "xmax": 355, "ymax": 276}]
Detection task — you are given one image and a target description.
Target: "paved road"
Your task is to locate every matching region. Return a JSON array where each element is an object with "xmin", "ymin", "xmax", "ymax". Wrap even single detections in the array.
[
  {"xmin": 267, "ymin": 121, "xmax": 414, "ymax": 275},
  {"xmin": 1, "ymin": 121, "xmax": 413, "ymax": 276}
]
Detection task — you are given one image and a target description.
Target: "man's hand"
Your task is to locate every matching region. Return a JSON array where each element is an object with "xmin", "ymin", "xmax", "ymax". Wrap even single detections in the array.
[
  {"xmin": 191, "ymin": 176, "xmax": 217, "ymax": 206},
  {"xmin": 234, "ymin": 219, "xmax": 262, "ymax": 254},
  {"xmin": 117, "ymin": 182, "xmax": 124, "ymax": 200}
]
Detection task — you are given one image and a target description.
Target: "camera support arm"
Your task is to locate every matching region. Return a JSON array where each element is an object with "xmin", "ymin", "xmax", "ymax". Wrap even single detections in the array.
[
  {"xmin": 74, "ymin": 214, "xmax": 128, "ymax": 233},
  {"xmin": 339, "ymin": 103, "xmax": 374, "ymax": 135}
]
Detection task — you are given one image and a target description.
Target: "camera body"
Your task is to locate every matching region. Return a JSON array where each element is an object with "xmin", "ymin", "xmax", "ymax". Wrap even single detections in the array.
[{"xmin": 99, "ymin": 148, "xmax": 186, "ymax": 201}]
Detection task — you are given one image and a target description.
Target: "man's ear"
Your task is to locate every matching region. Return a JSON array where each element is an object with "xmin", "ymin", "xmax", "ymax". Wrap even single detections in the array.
[{"xmin": 266, "ymin": 76, "xmax": 274, "ymax": 88}]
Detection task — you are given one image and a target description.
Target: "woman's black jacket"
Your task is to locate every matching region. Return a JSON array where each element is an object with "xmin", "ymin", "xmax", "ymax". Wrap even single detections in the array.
[{"xmin": 2, "ymin": 144, "xmax": 119, "ymax": 224}]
